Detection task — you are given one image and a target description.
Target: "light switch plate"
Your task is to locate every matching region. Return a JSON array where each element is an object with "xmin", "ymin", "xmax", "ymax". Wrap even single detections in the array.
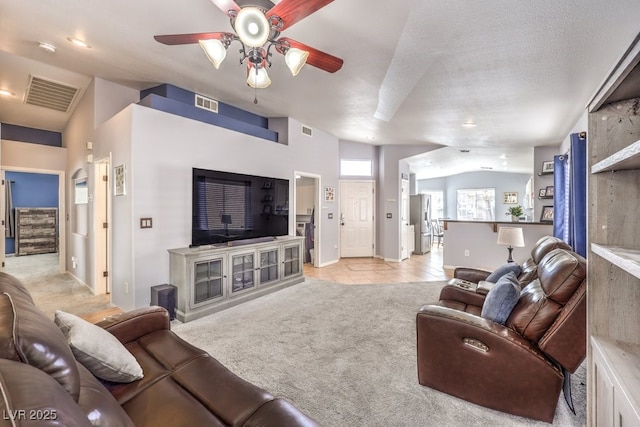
[{"xmin": 140, "ymin": 218, "xmax": 152, "ymax": 229}]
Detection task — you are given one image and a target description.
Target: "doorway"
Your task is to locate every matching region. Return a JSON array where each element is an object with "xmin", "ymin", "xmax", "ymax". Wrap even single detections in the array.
[
  {"xmin": 339, "ymin": 180, "xmax": 375, "ymax": 258},
  {"xmin": 0, "ymin": 168, "xmax": 66, "ymax": 275},
  {"xmin": 294, "ymin": 172, "xmax": 320, "ymax": 267},
  {"xmin": 93, "ymin": 159, "xmax": 111, "ymax": 294}
]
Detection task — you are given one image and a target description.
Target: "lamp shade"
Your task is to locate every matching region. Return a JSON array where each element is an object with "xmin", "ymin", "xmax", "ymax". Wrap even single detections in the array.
[
  {"xmin": 234, "ymin": 7, "xmax": 270, "ymax": 48},
  {"xmin": 285, "ymin": 48, "xmax": 309, "ymax": 76},
  {"xmin": 221, "ymin": 214, "xmax": 232, "ymax": 225},
  {"xmin": 199, "ymin": 39, "xmax": 226, "ymax": 69},
  {"xmin": 497, "ymin": 227, "xmax": 525, "ymax": 247},
  {"xmin": 246, "ymin": 63, "xmax": 271, "ymax": 88}
]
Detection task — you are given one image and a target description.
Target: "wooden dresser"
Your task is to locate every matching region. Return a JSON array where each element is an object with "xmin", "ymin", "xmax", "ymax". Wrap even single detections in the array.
[{"xmin": 15, "ymin": 208, "xmax": 58, "ymax": 256}]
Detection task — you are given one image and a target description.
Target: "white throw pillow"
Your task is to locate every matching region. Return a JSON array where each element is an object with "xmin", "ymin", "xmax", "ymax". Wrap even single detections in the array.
[{"xmin": 54, "ymin": 310, "xmax": 143, "ymax": 383}]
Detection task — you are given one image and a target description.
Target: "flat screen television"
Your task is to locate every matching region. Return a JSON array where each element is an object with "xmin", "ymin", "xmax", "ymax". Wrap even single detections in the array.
[{"xmin": 192, "ymin": 168, "xmax": 289, "ymax": 246}]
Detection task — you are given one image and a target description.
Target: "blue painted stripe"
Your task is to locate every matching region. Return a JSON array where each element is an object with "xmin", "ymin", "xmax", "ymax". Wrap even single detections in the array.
[
  {"xmin": 1, "ymin": 124, "xmax": 62, "ymax": 147},
  {"xmin": 138, "ymin": 94, "xmax": 278, "ymax": 142},
  {"xmin": 140, "ymin": 84, "xmax": 269, "ymax": 130}
]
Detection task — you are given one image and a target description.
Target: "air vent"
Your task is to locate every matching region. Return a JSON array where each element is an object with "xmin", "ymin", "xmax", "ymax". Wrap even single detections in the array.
[
  {"xmin": 24, "ymin": 75, "xmax": 78, "ymax": 112},
  {"xmin": 195, "ymin": 94, "xmax": 218, "ymax": 113},
  {"xmin": 480, "ymin": 166, "xmax": 494, "ymax": 170},
  {"xmin": 301, "ymin": 125, "xmax": 313, "ymax": 137},
  {"xmin": 458, "ymin": 149, "xmax": 471, "ymax": 153}
]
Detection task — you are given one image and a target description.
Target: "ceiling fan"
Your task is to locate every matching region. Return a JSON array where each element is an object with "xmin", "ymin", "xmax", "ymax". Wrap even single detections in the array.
[{"xmin": 154, "ymin": 0, "xmax": 343, "ymax": 94}]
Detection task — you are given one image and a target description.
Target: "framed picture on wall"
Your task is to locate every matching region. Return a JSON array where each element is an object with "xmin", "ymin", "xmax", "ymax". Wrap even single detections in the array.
[
  {"xmin": 540, "ymin": 205, "xmax": 554, "ymax": 223},
  {"xmin": 541, "ymin": 161, "xmax": 554, "ymax": 174},
  {"xmin": 538, "ymin": 188, "xmax": 547, "ymax": 197},
  {"xmin": 545, "ymin": 186, "xmax": 554, "ymax": 197},
  {"xmin": 114, "ymin": 165, "xmax": 126, "ymax": 196},
  {"xmin": 503, "ymin": 192, "xmax": 518, "ymax": 204},
  {"xmin": 324, "ymin": 186, "xmax": 335, "ymax": 202}
]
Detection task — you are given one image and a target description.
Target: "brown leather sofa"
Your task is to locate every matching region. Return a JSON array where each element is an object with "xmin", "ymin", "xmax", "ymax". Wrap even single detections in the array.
[
  {"xmin": 416, "ymin": 247, "xmax": 586, "ymax": 422},
  {"xmin": 0, "ymin": 272, "xmax": 319, "ymax": 427},
  {"xmin": 439, "ymin": 235, "xmax": 572, "ymax": 315}
]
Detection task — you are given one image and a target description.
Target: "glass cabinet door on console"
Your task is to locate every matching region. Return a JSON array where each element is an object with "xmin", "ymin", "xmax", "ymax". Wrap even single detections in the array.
[
  {"xmin": 258, "ymin": 247, "xmax": 279, "ymax": 286},
  {"xmin": 193, "ymin": 257, "xmax": 224, "ymax": 306},
  {"xmin": 283, "ymin": 243, "xmax": 301, "ymax": 278},
  {"xmin": 230, "ymin": 251, "xmax": 256, "ymax": 293}
]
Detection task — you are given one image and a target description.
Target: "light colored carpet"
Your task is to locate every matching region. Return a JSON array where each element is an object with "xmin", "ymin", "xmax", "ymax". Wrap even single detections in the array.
[{"xmin": 172, "ymin": 278, "xmax": 586, "ymax": 427}]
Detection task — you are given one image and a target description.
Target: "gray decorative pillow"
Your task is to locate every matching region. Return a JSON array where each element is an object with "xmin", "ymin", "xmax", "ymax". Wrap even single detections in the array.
[
  {"xmin": 54, "ymin": 311, "xmax": 143, "ymax": 383},
  {"xmin": 486, "ymin": 262, "xmax": 521, "ymax": 283},
  {"xmin": 481, "ymin": 271, "xmax": 520, "ymax": 325}
]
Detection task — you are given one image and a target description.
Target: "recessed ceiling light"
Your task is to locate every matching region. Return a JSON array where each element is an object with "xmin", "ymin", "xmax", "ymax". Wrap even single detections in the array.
[
  {"xmin": 462, "ymin": 122, "xmax": 477, "ymax": 128},
  {"xmin": 499, "ymin": 154, "xmax": 508, "ymax": 159},
  {"xmin": 0, "ymin": 89, "xmax": 15, "ymax": 97},
  {"xmin": 67, "ymin": 37, "xmax": 91, "ymax": 48},
  {"xmin": 364, "ymin": 135, "xmax": 376, "ymax": 141},
  {"xmin": 38, "ymin": 42, "xmax": 56, "ymax": 53}
]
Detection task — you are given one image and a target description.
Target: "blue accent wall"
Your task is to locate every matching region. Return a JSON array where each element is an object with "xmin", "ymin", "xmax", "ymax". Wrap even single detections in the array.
[
  {"xmin": 140, "ymin": 84, "xmax": 276, "ymax": 141},
  {"xmin": 1, "ymin": 124, "xmax": 62, "ymax": 147},
  {"xmin": 5, "ymin": 172, "xmax": 59, "ymax": 254}
]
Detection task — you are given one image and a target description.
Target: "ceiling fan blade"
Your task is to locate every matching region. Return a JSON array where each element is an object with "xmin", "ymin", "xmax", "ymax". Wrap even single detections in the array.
[
  {"xmin": 267, "ymin": 0, "xmax": 334, "ymax": 31},
  {"xmin": 154, "ymin": 32, "xmax": 231, "ymax": 45},
  {"xmin": 210, "ymin": 0, "xmax": 240, "ymax": 16},
  {"xmin": 276, "ymin": 37, "xmax": 343, "ymax": 73}
]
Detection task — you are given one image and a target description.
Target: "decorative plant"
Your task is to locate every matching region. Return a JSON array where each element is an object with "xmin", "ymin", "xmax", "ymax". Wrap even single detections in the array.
[{"xmin": 506, "ymin": 205, "xmax": 524, "ymax": 217}]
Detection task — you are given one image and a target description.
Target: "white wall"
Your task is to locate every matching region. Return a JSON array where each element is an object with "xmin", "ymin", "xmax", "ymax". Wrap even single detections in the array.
[
  {"xmin": 63, "ymin": 78, "xmax": 139, "ymax": 293},
  {"xmin": 443, "ymin": 221, "xmax": 554, "ymax": 270},
  {"xmin": 378, "ymin": 145, "xmax": 439, "ymax": 261},
  {"xmin": 94, "ymin": 105, "xmax": 340, "ymax": 310},
  {"xmin": 1, "ymin": 140, "xmax": 66, "ymax": 171}
]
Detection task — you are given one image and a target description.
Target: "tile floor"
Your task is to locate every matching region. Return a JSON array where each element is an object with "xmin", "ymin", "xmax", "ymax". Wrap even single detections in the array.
[{"xmin": 304, "ymin": 246, "xmax": 452, "ymax": 284}]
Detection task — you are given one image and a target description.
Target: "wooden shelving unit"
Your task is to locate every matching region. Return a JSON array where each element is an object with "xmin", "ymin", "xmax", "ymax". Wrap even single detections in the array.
[{"xmin": 587, "ymin": 33, "xmax": 640, "ymax": 426}]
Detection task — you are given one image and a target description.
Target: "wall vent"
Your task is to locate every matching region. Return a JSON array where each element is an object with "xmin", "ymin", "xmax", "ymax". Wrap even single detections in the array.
[
  {"xmin": 195, "ymin": 94, "xmax": 218, "ymax": 113},
  {"xmin": 24, "ymin": 75, "xmax": 78, "ymax": 112},
  {"xmin": 301, "ymin": 125, "xmax": 313, "ymax": 137}
]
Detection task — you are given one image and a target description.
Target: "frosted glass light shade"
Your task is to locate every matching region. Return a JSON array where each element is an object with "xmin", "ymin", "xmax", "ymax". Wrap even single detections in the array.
[
  {"xmin": 285, "ymin": 48, "xmax": 309, "ymax": 76},
  {"xmin": 234, "ymin": 7, "xmax": 269, "ymax": 48},
  {"xmin": 246, "ymin": 65, "xmax": 271, "ymax": 88},
  {"xmin": 199, "ymin": 39, "xmax": 226, "ymax": 69},
  {"xmin": 497, "ymin": 227, "xmax": 525, "ymax": 247}
]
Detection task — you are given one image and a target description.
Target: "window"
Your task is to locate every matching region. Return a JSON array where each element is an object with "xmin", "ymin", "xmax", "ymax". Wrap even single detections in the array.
[
  {"xmin": 422, "ymin": 190, "xmax": 444, "ymax": 219},
  {"xmin": 456, "ymin": 188, "xmax": 495, "ymax": 220},
  {"xmin": 340, "ymin": 160, "xmax": 372, "ymax": 177}
]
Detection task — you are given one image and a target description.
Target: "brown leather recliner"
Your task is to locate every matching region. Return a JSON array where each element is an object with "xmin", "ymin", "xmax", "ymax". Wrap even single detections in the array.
[
  {"xmin": 416, "ymin": 248, "xmax": 586, "ymax": 422},
  {"xmin": 440, "ymin": 235, "xmax": 572, "ymax": 315}
]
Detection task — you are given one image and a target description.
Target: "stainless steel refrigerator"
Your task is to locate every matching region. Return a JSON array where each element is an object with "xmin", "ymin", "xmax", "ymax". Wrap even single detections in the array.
[{"xmin": 410, "ymin": 194, "xmax": 432, "ymax": 254}]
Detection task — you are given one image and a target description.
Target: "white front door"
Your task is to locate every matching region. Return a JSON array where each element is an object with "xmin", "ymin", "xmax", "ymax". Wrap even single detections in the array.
[{"xmin": 339, "ymin": 180, "xmax": 374, "ymax": 258}]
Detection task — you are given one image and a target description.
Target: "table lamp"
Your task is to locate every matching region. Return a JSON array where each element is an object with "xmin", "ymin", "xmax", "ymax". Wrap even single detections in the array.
[
  {"xmin": 221, "ymin": 214, "xmax": 232, "ymax": 236},
  {"xmin": 497, "ymin": 227, "xmax": 525, "ymax": 263}
]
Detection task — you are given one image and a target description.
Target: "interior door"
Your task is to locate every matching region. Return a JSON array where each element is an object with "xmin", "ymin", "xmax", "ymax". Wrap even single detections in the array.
[{"xmin": 339, "ymin": 180, "xmax": 374, "ymax": 258}]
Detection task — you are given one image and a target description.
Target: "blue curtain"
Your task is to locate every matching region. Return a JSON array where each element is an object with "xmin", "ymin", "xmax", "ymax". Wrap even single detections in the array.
[{"xmin": 553, "ymin": 133, "xmax": 587, "ymax": 257}]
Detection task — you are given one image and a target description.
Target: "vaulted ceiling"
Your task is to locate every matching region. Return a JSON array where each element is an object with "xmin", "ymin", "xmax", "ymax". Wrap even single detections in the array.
[{"xmin": 1, "ymin": 0, "xmax": 639, "ymax": 176}]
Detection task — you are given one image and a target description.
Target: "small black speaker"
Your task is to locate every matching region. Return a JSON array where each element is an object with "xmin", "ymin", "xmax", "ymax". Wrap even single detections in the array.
[{"xmin": 151, "ymin": 284, "xmax": 176, "ymax": 320}]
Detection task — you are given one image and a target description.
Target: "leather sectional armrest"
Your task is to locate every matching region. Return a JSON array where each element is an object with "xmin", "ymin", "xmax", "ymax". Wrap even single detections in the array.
[
  {"xmin": 453, "ymin": 267, "xmax": 491, "ymax": 283},
  {"xmin": 95, "ymin": 306, "xmax": 170, "ymax": 344},
  {"xmin": 439, "ymin": 284, "xmax": 487, "ymax": 308}
]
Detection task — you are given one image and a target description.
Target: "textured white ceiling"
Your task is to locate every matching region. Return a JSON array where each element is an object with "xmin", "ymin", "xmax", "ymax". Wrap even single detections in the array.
[{"xmin": 0, "ymin": 0, "xmax": 639, "ymax": 176}]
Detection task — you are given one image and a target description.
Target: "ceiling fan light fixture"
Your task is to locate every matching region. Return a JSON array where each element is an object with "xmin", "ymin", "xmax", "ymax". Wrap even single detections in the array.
[
  {"xmin": 246, "ymin": 64, "xmax": 271, "ymax": 88},
  {"xmin": 235, "ymin": 7, "xmax": 270, "ymax": 48},
  {"xmin": 285, "ymin": 48, "xmax": 309, "ymax": 76},
  {"xmin": 199, "ymin": 39, "xmax": 227, "ymax": 69}
]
